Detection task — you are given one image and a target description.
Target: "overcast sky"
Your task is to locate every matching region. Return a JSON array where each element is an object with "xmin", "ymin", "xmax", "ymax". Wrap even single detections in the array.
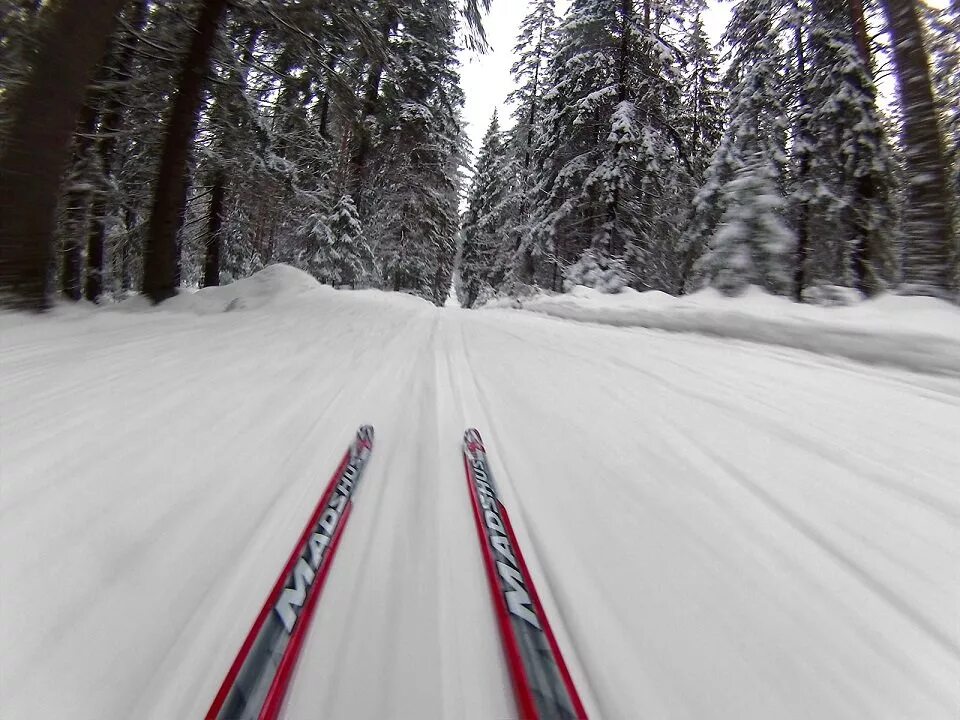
[{"xmin": 457, "ymin": 0, "xmax": 732, "ymax": 160}]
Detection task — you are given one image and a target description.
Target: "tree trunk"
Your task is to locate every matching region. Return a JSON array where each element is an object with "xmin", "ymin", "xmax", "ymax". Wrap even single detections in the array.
[
  {"xmin": 793, "ymin": 17, "xmax": 811, "ymax": 301},
  {"xmin": 0, "ymin": 0, "xmax": 127, "ymax": 310},
  {"xmin": 841, "ymin": 0, "xmax": 882, "ymax": 296},
  {"xmin": 515, "ymin": 14, "xmax": 547, "ymax": 284},
  {"xmin": 618, "ymin": 0, "xmax": 632, "ymax": 103},
  {"xmin": 203, "ymin": 169, "xmax": 226, "ymax": 287},
  {"xmin": 62, "ymin": 101, "xmax": 99, "ymax": 301},
  {"xmin": 318, "ymin": 53, "xmax": 339, "ymax": 141},
  {"xmin": 350, "ymin": 9, "xmax": 398, "ymax": 195},
  {"xmin": 142, "ymin": 0, "xmax": 229, "ymax": 303},
  {"xmin": 848, "ymin": 0, "xmax": 872, "ymax": 67},
  {"xmin": 120, "ymin": 205, "xmax": 137, "ymax": 292},
  {"xmin": 879, "ymin": 0, "xmax": 953, "ymax": 295},
  {"xmin": 85, "ymin": 0, "xmax": 148, "ymax": 302},
  {"xmin": 61, "ymin": 198, "xmax": 86, "ymax": 301}
]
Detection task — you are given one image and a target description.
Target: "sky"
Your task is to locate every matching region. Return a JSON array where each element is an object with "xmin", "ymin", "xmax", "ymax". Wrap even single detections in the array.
[{"xmin": 457, "ymin": 0, "xmax": 732, "ymax": 160}]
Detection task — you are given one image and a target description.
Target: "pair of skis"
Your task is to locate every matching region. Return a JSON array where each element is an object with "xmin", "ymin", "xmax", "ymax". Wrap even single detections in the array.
[{"xmin": 206, "ymin": 426, "xmax": 586, "ymax": 720}]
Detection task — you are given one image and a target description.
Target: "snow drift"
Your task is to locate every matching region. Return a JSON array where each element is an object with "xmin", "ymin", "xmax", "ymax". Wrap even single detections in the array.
[
  {"xmin": 490, "ymin": 286, "xmax": 960, "ymax": 377},
  {"xmin": 116, "ymin": 264, "xmax": 323, "ymax": 315}
]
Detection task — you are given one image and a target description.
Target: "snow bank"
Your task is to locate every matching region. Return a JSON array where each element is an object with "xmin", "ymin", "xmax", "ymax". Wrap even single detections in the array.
[
  {"xmin": 116, "ymin": 264, "xmax": 322, "ymax": 314},
  {"xmin": 489, "ymin": 286, "xmax": 960, "ymax": 377}
]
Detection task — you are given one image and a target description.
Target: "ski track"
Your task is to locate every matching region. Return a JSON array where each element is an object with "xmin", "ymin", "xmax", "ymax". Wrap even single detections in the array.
[{"xmin": 1, "ymin": 289, "xmax": 958, "ymax": 720}]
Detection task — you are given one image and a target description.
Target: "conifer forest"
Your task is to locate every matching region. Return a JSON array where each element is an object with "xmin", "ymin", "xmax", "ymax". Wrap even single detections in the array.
[{"xmin": 0, "ymin": 0, "xmax": 957, "ymax": 309}]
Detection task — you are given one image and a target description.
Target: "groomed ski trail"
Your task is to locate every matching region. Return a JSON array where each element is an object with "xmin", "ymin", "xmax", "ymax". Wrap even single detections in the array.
[{"xmin": 1, "ymin": 285, "xmax": 957, "ymax": 719}]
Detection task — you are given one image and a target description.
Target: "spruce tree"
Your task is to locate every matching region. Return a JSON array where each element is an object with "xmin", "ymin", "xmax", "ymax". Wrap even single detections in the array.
[
  {"xmin": 460, "ymin": 112, "xmax": 510, "ymax": 307},
  {"xmin": 698, "ymin": 155, "xmax": 796, "ymax": 295},
  {"xmin": 801, "ymin": 0, "xmax": 897, "ymax": 295},
  {"xmin": 685, "ymin": 35, "xmax": 792, "ymax": 293},
  {"xmin": 528, "ymin": 0, "xmax": 688, "ymax": 292},
  {"xmin": 320, "ymin": 194, "xmax": 373, "ymax": 288},
  {"xmin": 677, "ymin": 5, "xmax": 725, "ymax": 183}
]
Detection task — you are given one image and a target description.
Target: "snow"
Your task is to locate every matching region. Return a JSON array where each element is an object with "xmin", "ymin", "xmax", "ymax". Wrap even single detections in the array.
[
  {"xmin": 1, "ymin": 267, "xmax": 958, "ymax": 719},
  {"xmin": 490, "ymin": 285, "xmax": 960, "ymax": 378}
]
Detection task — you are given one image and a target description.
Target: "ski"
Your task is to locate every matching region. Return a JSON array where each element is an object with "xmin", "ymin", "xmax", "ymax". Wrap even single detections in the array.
[
  {"xmin": 206, "ymin": 425, "xmax": 375, "ymax": 720},
  {"xmin": 462, "ymin": 428, "xmax": 588, "ymax": 720}
]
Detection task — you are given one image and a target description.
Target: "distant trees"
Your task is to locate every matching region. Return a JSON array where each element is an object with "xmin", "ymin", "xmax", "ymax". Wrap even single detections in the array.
[
  {"xmin": 1, "ymin": 0, "xmax": 488, "ymax": 309},
  {"xmin": 1, "ymin": 0, "xmax": 956, "ymax": 311},
  {"xmin": 460, "ymin": 112, "xmax": 510, "ymax": 307},
  {"xmin": 458, "ymin": 0, "xmax": 957, "ymax": 305}
]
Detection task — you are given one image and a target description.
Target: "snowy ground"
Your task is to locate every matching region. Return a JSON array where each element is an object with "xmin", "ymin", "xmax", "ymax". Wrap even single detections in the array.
[{"xmin": 2, "ymin": 266, "xmax": 958, "ymax": 719}]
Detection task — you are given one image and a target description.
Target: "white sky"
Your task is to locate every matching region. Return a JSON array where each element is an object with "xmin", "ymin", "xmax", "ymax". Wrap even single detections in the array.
[{"xmin": 458, "ymin": 0, "xmax": 732, "ymax": 160}]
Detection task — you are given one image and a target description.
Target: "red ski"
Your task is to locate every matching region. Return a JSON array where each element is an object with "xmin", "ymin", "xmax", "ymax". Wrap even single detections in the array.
[
  {"xmin": 206, "ymin": 425, "xmax": 374, "ymax": 720},
  {"xmin": 462, "ymin": 428, "xmax": 588, "ymax": 720}
]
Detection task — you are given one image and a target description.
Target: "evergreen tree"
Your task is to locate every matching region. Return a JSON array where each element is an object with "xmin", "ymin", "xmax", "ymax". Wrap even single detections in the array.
[
  {"xmin": 800, "ymin": 0, "xmax": 898, "ymax": 294},
  {"xmin": 697, "ymin": 155, "xmax": 796, "ymax": 295},
  {"xmin": 528, "ymin": 0, "xmax": 689, "ymax": 293},
  {"xmin": 319, "ymin": 194, "xmax": 373, "ymax": 287},
  {"xmin": 366, "ymin": 0, "xmax": 465, "ymax": 305},
  {"xmin": 460, "ymin": 112, "xmax": 511, "ymax": 307},
  {"xmin": 504, "ymin": 0, "xmax": 559, "ymax": 285},
  {"xmin": 684, "ymin": 35, "xmax": 791, "ymax": 292},
  {"xmin": 677, "ymin": 5, "xmax": 725, "ymax": 183}
]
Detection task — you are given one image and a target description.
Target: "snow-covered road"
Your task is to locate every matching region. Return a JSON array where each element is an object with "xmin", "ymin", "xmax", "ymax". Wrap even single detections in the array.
[{"xmin": 2, "ymin": 277, "xmax": 958, "ymax": 719}]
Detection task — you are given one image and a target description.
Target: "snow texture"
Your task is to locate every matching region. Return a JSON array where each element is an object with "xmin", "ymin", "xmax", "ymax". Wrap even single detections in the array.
[{"xmin": 1, "ymin": 265, "xmax": 958, "ymax": 719}]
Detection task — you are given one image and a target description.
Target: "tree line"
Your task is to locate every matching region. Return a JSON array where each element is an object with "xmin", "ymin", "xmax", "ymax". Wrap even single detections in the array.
[
  {"xmin": 458, "ymin": 0, "xmax": 958, "ymax": 307},
  {"xmin": 1, "ymin": 0, "xmax": 491, "ymax": 310}
]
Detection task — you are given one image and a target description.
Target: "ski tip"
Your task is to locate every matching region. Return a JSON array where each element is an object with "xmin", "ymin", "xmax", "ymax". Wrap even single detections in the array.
[
  {"xmin": 357, "ymin": 425, "xmax": 374, "ymax": 447},
  {"xmin": 463, "ymin": 428, "xmax": 484, "ymax": 453}
]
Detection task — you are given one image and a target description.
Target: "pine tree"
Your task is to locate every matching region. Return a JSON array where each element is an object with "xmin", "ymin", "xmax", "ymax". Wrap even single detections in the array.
[
  {"xmin": 684, "ymin": 34, "xmax": 792, "ymax": 292},
  {"xmin": 697, "ymin": 155, "xmax": 796, "ymax": 295},
  {"xmin": 677, "ymin": 4, "xmax": 725, "ymax": 183},
  {"xmin": 83, "ymin": 0, "xmax": 149, "ymax": 301},
  {"xmin": 800, "ymin": 0, "xmax": 897, "ymax": 294},
  {"xmin": 504, "ymin": 0, "xmax": 559, "ymax": 284},
  {"xmin": 3, "ymin": 0, "xmax": 486, "ymax": 305},
  {"xmin": 142, "ymin": 0, "xmax": 230, "ymax": 302},
  {"xmin": 460, "ymin": 112, "xmax": 511, "ymax": 307},
  {"xmin": 923, "ymin": 0, "xmax": 959, "ymax": 284},
  {"xmin": 366, "ymin": 0, "xmax": 465, "ymax": 306},
  {"xmin": 319, "ymin": 194, "xmax": 373, "ymax": 287},
  {"xmin": 528, "ymin": 0, "xmax": 689, "ymax": 293}
]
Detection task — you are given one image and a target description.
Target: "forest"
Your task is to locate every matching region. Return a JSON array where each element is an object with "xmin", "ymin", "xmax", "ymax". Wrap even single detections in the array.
[{"xmin": 0, "ymin": 0, "xmax": 957, "ymax": 311}]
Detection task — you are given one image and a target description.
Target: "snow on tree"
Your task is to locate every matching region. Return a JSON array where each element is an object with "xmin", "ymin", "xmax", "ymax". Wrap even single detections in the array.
[
  {"xmin": 502, "ymin": 0, "xmax": 560, "ymax": 286},
  {"xmin": 1, "ymin": 0, "xmax": 486, "ymax": 307},
  {"xmin": 799, "ymin": 0, "xmax": 898, "ymax": 294},
  {"xmin": 677, "ymin": 2, "xmax": 725, "ymax": 183},
  {"xmin": 316, "ymin": 194, "xmax": 374, "ymax": 288},
  {"xmin": 684, "ymin": 34, "xmax": 791, "ymax": 292},
  {"xmin": 697, "ymin": 155, "xmax": 796, "ymax": 295},
  {"xmin": 460, "ymin": 112, "xmax": 511, "ymax": 307},
  {"xmin": 563, "ymin": 248, "xmax": 629, "ymax": 292},
  {"xmin": 526, "ymin": 0, "xmax": 690, "ymax": 293},
  {"xmin": 363, "ymin": 0, "xmax": 465, "ymax": 306}
]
